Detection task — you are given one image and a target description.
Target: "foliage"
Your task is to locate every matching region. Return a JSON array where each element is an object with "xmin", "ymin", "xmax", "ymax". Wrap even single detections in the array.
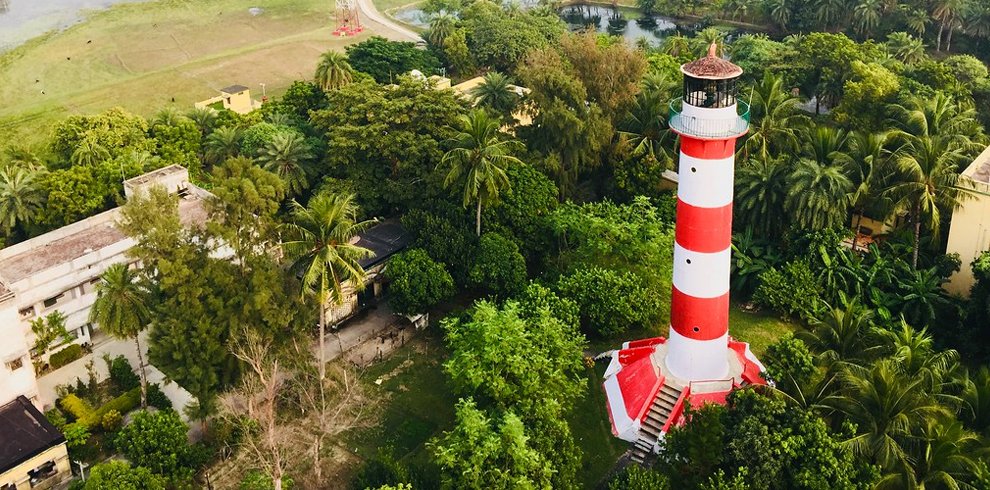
[
  {"xmin": 754, "ymin": 260, "xmax": 823, "ymax": 321},
  {"xmin": 48, "ymin": 107, "xmax": 153, "ymax": 164},
  {"xmin": 609, "ymin": 465, "xmax": 671, "ymax": 490},
  {"xmin": 44, "ymin": 408, "xmax": 67, "ymax": 430},
  {"xmin": 468, "ymin": 232, "xmax": 527, "ymax": 298},
  {"xmin": 385, "ymin": 248, "xmax": 456, "ymax": 315},
  {"xmin": 147, "ymin": 383, "xmax": 173, "ymax": 411},
  {"xmin": 458, "ymin": 1, "xmax": 565, "ymax": 72},
  {"xmin": 345, "ymin": 36, "xmax": 441, "ymax": 83},
  {"xmin": 91, "ymin": 263, "xmax": 150, "ymax": 406},
  {"xmin": 63, "ymin": 422, "xmax": 91, "ymax": 450},
  {"xmin": 84, "ymin": 461, "xmax": 166, "ymax": 490},
  {"xmin": 516, "ymin": 282, "xmax": 580, "ymax": 331},
  {"xmin": 401, "ymin": 203, "xmax": 476, "ymax": 286},
  {"xmin": 115, "ymin": 410, "xmax": 196, "ymax": 480},
  {"xmin": 106, "ymin": 355, "xmax": 140, "ymax": 394},
  {"xmin": 60, "ymin": 394, "xmax": 95, "ymax": 423},
  {"xmin": 483, "ymin": 163, "xmax": 558, "ymax": 261},
  {"xmin": 556, "ymin": 266, "xmax": 658, "ymax": 337},
  {"xmin": 239, "ymin": 470, "xmax": 295, "ymax": 490},
  {"xmin": 101, "ymin": 409, "xmax": 122, "ymax": 432},
  {"xmin": 762, "ymin": 335, "xmax": 816, "ymax": 387},
  {"xmin": 314, "ymin": 51, "xmax": 354, "ymax": 91},
  {"xmin": 31, "ymin": 310, "xmax": 71, "ymax": 356},
  {"xmin": 0, "ymin": 167, "xmax": 45, "ymax": 236},
  {"xmin": 49, "ymin": 344, "xmax": 83, "ymax": 369}
]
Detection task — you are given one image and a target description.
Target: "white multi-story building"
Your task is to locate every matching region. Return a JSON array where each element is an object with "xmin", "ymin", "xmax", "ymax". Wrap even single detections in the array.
[{"xmin": 0, "ymin": 165, "xmax": 209, "ymax": 409}]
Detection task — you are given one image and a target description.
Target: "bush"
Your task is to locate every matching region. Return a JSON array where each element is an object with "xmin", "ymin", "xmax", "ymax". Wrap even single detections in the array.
[
  {"xmin": 44, "ymin": 408, "xmax": 67, "ymax": 430},
  {"xmin": 762, "ymin": 335, "xmax": 816, "ymax": 387},
  {"xmin": 147, "ymin": 384, "xmax": 173, "ymax": 410},
  {"xmin": 106, "ymin": 355, "xmax": 140, "ymax": 394},
  {"xmin": 401, "ymin": 205, "xmax": 476, "ymax": 286},
  {"xmin": 49, "ymin": 344, "xmax": 84, "ymax": 369},
  {"xmin": 352, "ymin": 451, "xmax": 410, "ymax": 490},
  {"xmin": 84, "ymin": 461, "xmax": 166, "ymax": 490},
  {"xmin": 754, "ymin": 260, "xmax": 823, "ymax": 320},
  {"xmin": 61, "ymin": 389, "xmax": 140, "ymax": 430},
  {"xmin": 557, "ymin": 266, "xmax": 658, "ymax": 337},
  {"xmin": 385, "ymin": 248, "xmax": 456, "ymax": 315},
  {"xmin": 468, "ymin": 232, "xmax": 527, "ymax": 298},
  {"xmin": 60, "ymin": 394, "xmax": 95, "ymax": 423},
  {"xmin": 240, "ymin": 470, "xmax": 294, "ymax": 490},
  {"xmin": 63, "ymin": 422, "xmax": 90, "ymax": 449},
  {"xmin": 115, "ymin": 410, "xmax": 196, "ymax": 480},
  {"xmin": 101, "ymin": 410, "xmax": 123, "ymax": 432}
]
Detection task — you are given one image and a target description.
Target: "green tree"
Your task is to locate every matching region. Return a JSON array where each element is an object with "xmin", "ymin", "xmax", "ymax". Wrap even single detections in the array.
[
  {"xmin": 557, "ymin": 266, "xmax": 657, "ymax": 337},
  {"xmin": 345, "ymin": 36, "xmax": 441, "ymax": 83},
  {"xmin": 206, "ymin": 157, "xmax": 286, "ymax": 268},
  {"xmin": 836, "ymin": 131, "xmax": 893, "ymax": 250},
  {"xmin": 257, "ymin": 131, "xmax": 312, "ymax": 197},
  {"xmin": 115, "ymin": 410, "xmax": 196, "ymax": 481},
  {"xmin": 0, "ymin": 167, "xmax": 44, "ymax": 236},
  {"xmin": 734, "ymin": 159, "xmax": 790, "ymax": 236},
  {"xmin": 785, "ymin": 159, "xmax": 853, "ymax": 231},
  {"xmin": 852, "ymin": 0, "xmax": 882, "ymax": 37},
  {"xmin": 204, "ymin": 127, "xmax": 242, "ymax": 166},
  {"xmin": 282, "ymin": 192, "xmax": 374, "ymax": 377},
  {"xmin": 84, "ymin": 461, "xmax": 166, "ymax": 490},
  {"xmin": 384, "ymin": 248, "xmax": 455, "ymax": 314},
  {"xmin": 441, "ymin": 109, "xmax": 521, "ymax": 236},
  {"xmin": 314, "ymin": 51, "xmax": 354, "ymax": 92},
  {"xmin": 70, "ymin": 135, "xmax": 111, "ymax": 167},
  {"xmin": 468, "ymin": 232, "xmax": 527, "ymax": 298},
  {"xmin": 89, "ymin": 263, "xmax": 151, "ymax": 408},
  {"xmin": 885, "ymin": 32, "xmax": 926, "ymax": 65},
  {"xmin": 469, "ymin": 72, "xmax": 518, "ymax": 119},
  {"xmin": 49, "ymin": 107, "xmax": 153, "ymax": 164},
  {"xmin": 798, "ymin": 300, "xmax": 882, "ymax": 369},
  {"xmin": 427, "ymin": 12, "xmax": 457, "ymax": 47},
  {"xmin": 742, "ymin": 71, "xmax": 803, "ymax": 162},
  {"xmin": 30, "ymin": 311, "xmax": 70, "ymax": 355},
  {"xmin": 458, "ymin": 1, "xmax": 564, "ymax": 72}
]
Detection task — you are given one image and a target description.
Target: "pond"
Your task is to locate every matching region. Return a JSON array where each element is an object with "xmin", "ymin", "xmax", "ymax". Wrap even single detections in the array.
[
  {"xmin": 0, "ymin": 0, "xmax": 150, "ymax": 52},
  {"xmin": 390, "ymin": 2, "xmax": 750, "ymax": 46}
]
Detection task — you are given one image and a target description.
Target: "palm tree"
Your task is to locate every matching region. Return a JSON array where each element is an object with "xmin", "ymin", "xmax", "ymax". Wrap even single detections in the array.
[
  {"xmin": 314, "ymin": 51, "xmax": 354, "ymax": 92},
  {"xmin": 785, "ymin": 159, "xmax": 853, "ymax": 231},
  {"xmin": 892, "ymin": 93, "xmax": 982, "ymax": 153},
  {"xmin": 151, "ymin": 107, "xmax": 185, "ymax": 128},
  {"xmin": 470, "ymin": 72, "xmax": 518, "ymax": 118},
  {"xmin": 204, "ymin": 126, "xmax": 242, "ymax": 166},
  {"xmin": 836, "ymin": 131, "xmax": 894, "ymax": 249},
  {"xmin": 884, "ymin": 134, "xmax": 969, "ymax": 269},
  {"xmin": 932, "ymin": 0, "xmax": 965, "ymax": 51},
  {"xmin": 661, "ymin": 33, "xmax": 691, "ymax": 57},
  {"xmin": 427, "ymin": 12, "xmax": 456, "ymax": 47},
  {"xmin": 814, "ymin": 0, "xmax": 845, "ymax": 29},
  {"xmin": 766, "ymin": 0, "xmax": 793, "ymax": 28},
  {"xmin": 257, "ymin": 132, "xmax": 313, "ymax": 197},
  {"xmin": 742, "ymin": 71, "xmax": 804, "ymax": 162},
  {"xmin": 0, "ymin": 167, "xmax": 44, "ymax": 236},
  {"xmin": 187, "ymin": 107, "xmax": 218, "ymax": 137},
  {"xmin": 838, "ymin": 359, "xmax": 952, "ymax": 471},
  {"xmin": 894, "ymin": 419, "xmax": 982, "ymax": 489},
  {"xmin": 282, "ymin": 193, "xmax": 374, "ymax": 379},
  {"xmin": 620, "ymin": 73, "xmax": 677, "ymax": 165},
  {"xmin": 899, "ymin": 6, "xmax": 929, "ymax": 37},
  {"xmin": 70, "ymin": 136, "xmax": 110, "ymax": 167},
  {"xmin": 893, "ymin": 269, "xmax": 953, "ymax": 328},
  {"xmin": 853, "ymin": 0, "xmax": 882, "ymax": 37},
  {"xmin": 799, "ymin": 301, "xmax": 883, "ymax": 369},
  {"xmin": 734, "ymin": 158, "xmax": 790, "ymax": 236},
  {"xmin": 89, "ymin": 263, "xmax": 152, "ymax": 408},
  {"xmin": 885, "ymin": 32, "xmax": 926, "ymax": 65},
  {"xmin": 441, "ymin": 109, "xmax": 522, "ymax": 236},
  {"xmin": 692, "ymin": 28, "xmax": 727, "ymax": 57},
  {"xmin": 803, "ymin": 125, "xmax": 849, "ymax": 166},
  {"xmin": 959, "ymin": 366, "xmax": 990, "ymax": 434}
]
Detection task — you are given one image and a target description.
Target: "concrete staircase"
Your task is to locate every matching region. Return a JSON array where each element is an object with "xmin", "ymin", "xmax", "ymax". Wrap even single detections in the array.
[{"xmin": 630, "ymin": 383, "xmax": 683, "ymax": 464}]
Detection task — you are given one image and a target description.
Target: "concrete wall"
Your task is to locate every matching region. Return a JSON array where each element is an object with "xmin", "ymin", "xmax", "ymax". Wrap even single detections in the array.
[
  {"xmin": 0, "ymin": 306, "xmax": 39, "ymax": 408},
  {"xmin": 945, "ymin": 146, "xmax": 990, "ymax": 296},
  {"xmin": 0, "ymin": 443, "xmax": 70, "ymax": 490}
]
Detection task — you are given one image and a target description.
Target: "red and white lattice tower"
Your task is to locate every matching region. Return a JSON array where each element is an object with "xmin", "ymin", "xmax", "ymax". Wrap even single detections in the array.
[
  {"xmin": 601, "ymin": 44, "xmax": 767, "ymax": 462},
  {"xmin": 333, "ymin": 0, "xmax": 363, "ymax": 36}
]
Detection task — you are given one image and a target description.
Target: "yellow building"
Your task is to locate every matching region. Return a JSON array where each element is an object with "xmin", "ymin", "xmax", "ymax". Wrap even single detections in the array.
[
  {"xmin": 194, "ymin": 84, "xmax": 262, "ymax": 115},
  {"xmin": 0, "ymin": 396, "xmax": 70, "ymax": 490},
  {"xmin": 945, "ymin": 145, "xmax": 990, "ymax": 297}
]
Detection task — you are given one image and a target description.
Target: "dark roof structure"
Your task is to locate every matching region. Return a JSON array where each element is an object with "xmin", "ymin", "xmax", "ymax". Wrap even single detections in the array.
[
  {"xmin": 220, "ymin": 84, "xmax": 249, "ymax": 94},
  {"xmin": 356, "ymin": 220, "xmax": 411, "ymax": 269},
  {"xmin": 0, "ymin": 396, "xmax": 65, "ymax": 473},
  {"xmin": 681, "ymin": 43, "xmax": 743, "ymax": 80}
]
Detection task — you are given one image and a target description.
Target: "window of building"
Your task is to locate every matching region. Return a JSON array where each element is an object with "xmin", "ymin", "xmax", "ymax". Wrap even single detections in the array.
[
  {"xmin": 42, "ymin": 293, "xmax": 64, "ymax": 309},
  {"xmin": 2, "ymin": 483, "xmax": 15, "ymax": 490},
  {"xmin": 28, "ymin": 461, "xmax": 57, "ymax": 487},
  {"xmin": 5, "ymin": 357, "xmax": 23, "ymax": 371},
  {"xmin": 18, "ymin": 306, "xmax": 35, "ymax": 320}
]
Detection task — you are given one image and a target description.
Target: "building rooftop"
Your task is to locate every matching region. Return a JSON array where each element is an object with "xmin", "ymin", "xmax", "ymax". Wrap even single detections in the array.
[
  {"xmin": 0, "ymin": 396, "xmax": 65, "ymax": 474},
  {"xmin": 963, "ymin": 144, "xmax": 990, "ymax": 185},
  {"xmin": 356, "ymin": 220, "xmax": 411, "ymax": 269},
  {"xmin": 681, "ymin": 43, "xmax": 743, "ymax": 80},
  {"xmin": 220, "ymin": 85, "xmax": 249, "ymax": 94}
]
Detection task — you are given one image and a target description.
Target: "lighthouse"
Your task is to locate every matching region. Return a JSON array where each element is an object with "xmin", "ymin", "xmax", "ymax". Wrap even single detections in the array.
[{"xmin": 601, "ymin": 44, "xmax": 767, "ymax": 463}]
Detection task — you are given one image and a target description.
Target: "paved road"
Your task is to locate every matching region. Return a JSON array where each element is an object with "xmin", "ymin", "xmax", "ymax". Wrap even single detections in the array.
[{"xmin": 355, "ymin": 0, "xmax": 422, "ymax": 43}]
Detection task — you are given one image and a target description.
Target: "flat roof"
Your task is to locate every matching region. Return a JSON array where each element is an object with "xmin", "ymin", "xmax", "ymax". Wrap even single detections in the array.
[
  {"xmin": 963, "ymin": 145, "xmax": 990, "ymax": 184},
  {"xmin": 0, "ymin": 396, "xmax": 65, "ymax": 474},
  {"xmin": 221, "ymin": 85, "xmax": 249, "ymax": 94},
  {"xmin": 123, "ymin": 164, "xmax": 186, "ymax": 187},
  {"xmin": 0, "ymin": 195, "xmax": 207, "ymax": 285},
  {"xmin": 356, "ymin": 220, "xmax": 411, "ymax": 269}
]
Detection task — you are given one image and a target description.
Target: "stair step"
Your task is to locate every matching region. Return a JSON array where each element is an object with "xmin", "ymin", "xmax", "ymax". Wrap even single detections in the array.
[
  {"xmin": 645, "ymin": 412, "xmax": 666, "ymax": 424},
  {"xmin": 657, "ymin": 392, "xmax": 679, "ymax": 403},
  {"xmin": 634, "ymin": 440, "xmax": 652, "ymax": 450},
  {"xmin": 640, "ymin": 424, "xmax": 660, "ymax": 437},
  {"xmin": 660, "ymin": 385, "xmax": 681, "ymax": 395},
  {"xmin": 649, "ymin": 405, "xmax": 672, "ymax": 416},
  {"xmin": 642, "ymin": 418, "xmax": 663, "ymax": 430}
]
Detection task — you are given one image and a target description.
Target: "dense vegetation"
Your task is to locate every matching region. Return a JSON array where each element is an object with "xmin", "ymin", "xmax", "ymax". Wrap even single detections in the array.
[{"xmin": 7, "ymin": 0, "xmax": 989, "ymax": 487}]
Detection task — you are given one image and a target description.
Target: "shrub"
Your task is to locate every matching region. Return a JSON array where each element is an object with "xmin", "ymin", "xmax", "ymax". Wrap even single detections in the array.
[
  {"xmin": 62, "ymin": 389, "xmax": 140, "ymax": 430},
  {"xmin": 556, "ymin": 267, "xmax": 658, "ymax": 337},
  {"xmin": 106, "ymin": 355, "xmax": 140, "ymax": 394},
  {"xmin": 468, "ymin": 232, "xmax": 527, "ymax": 298},
  {"xmin": 115, "ymin": 410, "xmax": 196, "ymax": 479},
  {"xmin": 63, "ymin": 422, "xmax": 90, "ymax": 449},
  {"xmin": 84, "ymin": 461, "xmax": 166, "ymax": 490},
  {"xmin": 44, "ymin": 408, "xmax": 67, "ymax": 430},
  {"xmin": 101, "ymin": 410, "xmax": 123, "ymax": 432},
  {"xmin": 762, "ymin": 335, "xmax": 816, "ymax": 387},
  {"xmin": 49, "ymin": 344, "xmax": 84, "ymax": 369},
  {"xmin": 147, "ymin": 384, "xmax": 173, "ymax": 410},
  {"xmin": 754, "ymin": 260, "xmax": 823, "ymax": 320},
  {"xmin": 240, "ymin": 470, "xmax": 295, "ymax": 490},
  {"xmin": 60, "ymin": 394, "xmax": 96, "ymax": 423},
  {"xmin": 385, "ymin": 249, "xmax": 456, "ymax": 315}
]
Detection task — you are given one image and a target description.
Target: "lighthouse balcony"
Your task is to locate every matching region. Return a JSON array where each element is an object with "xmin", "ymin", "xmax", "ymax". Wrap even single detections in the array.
[{"xmin": 668, "ymin": 98, "xmax": 750, "ymax": 140}]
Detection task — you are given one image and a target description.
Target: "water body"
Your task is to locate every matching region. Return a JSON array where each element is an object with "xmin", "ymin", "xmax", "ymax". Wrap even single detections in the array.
[
  {"xmin": 0, "ymin": 0, "xmax": 149, "ymax": 52},
  {"xmin": 392, "ymin": 3, "xmax": 749, "ymax": 46}
]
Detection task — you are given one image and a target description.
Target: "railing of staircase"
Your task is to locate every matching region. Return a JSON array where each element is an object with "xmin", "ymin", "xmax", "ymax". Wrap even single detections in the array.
[
  {"xmin": 636, "ymin": 374, "xmax": 666, "ymax": 423},
  {"xmin": 660, "ymin": 385, "xmax": 691, "ymax": 434}
]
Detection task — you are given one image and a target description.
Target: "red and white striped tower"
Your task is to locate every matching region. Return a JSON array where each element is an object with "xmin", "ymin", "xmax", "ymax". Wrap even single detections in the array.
[{"xmin": 665, "ymin": 43, "xmax": 749, "ymax": 381}]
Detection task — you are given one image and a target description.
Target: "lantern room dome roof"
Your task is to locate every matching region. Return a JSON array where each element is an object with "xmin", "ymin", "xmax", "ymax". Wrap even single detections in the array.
[{"xmin": 681, "ymin": 43, "xmax": 743, "ymax": 80}]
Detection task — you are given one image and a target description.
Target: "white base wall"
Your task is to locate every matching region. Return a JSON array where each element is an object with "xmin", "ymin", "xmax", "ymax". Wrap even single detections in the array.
[{"xmin": 665, "ymin": 328, "xmax": 729, "ymax": 382}]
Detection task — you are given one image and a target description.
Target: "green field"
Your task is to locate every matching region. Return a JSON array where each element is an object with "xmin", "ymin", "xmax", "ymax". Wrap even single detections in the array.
[
  {"xmin": 0, "ymin": 0, "xmax": 383, "ymax": 146},
  {"xmin": 728, "ymin": 306, "xmax": 802, "ymax": 356}
]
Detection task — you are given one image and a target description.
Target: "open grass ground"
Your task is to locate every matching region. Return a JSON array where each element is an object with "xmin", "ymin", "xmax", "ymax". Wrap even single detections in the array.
[
  {"xmin": 0, "ymin": 0, "xmax": 409, "ymax": 146},
  {"xmin": 728, "ymin": 306, "xmax": 802, "ymax": 356}
]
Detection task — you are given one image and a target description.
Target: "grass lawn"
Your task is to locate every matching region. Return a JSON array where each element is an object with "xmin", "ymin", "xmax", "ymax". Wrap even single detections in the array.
[
  {"xmin": 571, "ymin": 364, "xmax": 628, "ymax": 488},
  {"xmin": 0, "ymin": 0, "xmax": 396, "ymax": 146},
  {"xmin": 728, "ymin": 305, "xmax": 802, "ymax": 356}
]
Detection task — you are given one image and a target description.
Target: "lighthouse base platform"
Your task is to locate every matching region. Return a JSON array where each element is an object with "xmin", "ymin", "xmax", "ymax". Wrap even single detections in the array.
[{"xmin": 601, "ymin": 336, "xmax": 766, "ymax": 463}]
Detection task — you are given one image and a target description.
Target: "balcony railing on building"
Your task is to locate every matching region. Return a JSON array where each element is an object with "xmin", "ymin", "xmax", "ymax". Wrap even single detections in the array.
[{"xmin": 668, "ymin": 98, "xmax": 751, "ymax": 139}]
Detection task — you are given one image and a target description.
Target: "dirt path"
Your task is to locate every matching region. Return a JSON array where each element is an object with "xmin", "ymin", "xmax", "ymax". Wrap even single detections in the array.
[{"xmin": 356, "ymin": 0, "xmax": 423, "ymax": 43}]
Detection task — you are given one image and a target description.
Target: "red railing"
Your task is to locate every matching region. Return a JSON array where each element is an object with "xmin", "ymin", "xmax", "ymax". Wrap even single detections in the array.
[
  {"xmin": 661, "ymin": 385, "xmax": 691, "ymax": 433},
  {"xmin": 636, "ymin": 374, "xmax": 665, "ymax": 424}
]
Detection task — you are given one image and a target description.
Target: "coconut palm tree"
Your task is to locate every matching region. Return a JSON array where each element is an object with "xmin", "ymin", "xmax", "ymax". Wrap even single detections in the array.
[
  {"xmin": 281, "ymin": 192, "xmax": 374, "ymax": 379},
  {"xmin": 785, "ymin": 159, "xmax": 853, "ymax": 231},
  {"xmin": 885, "ymin": 32, "xmax": 927, "ymax": 65},
  {"xmin": 314, "ymin": 51, "xmax": 354, "ymax": 92},
  {"xmin": 959, "ymin": 366, "xmax": 990, "ymax": 434},
  {"xmin": 742, "ymin": 71, "xmax": 804, "ymax": 162},
  {"xmin": 734, "ymin": 158, "xmax": 790, "ymax": 236},
  {"xmin": 89, "ymin": 263, "xmax": 152, "ymax": 408},
  {"xmin": 257, "ymin": 132, "xmax": 313, "ymax": 197},
  {"xmin": 803, "ymin": 125, "xmax": 849, "ymax": 166},
  {"xmin": 0, "ymin": 167, "xmax": 44, "ymax": 237},
  {"xmin": 441, "ymin": 109, "xmax": 522, "ymax": 236},
  {"xmin": 204, "ymin": 126, "xmax": 242, "ymax": 166},
  {"xmin": 836, "ymin": 131, "xmax": 895, "ymax": 249},
  {"xmin": 70, "ymin": 136, "xmax": 110, "ymax": 167},
  {"xmin": 620, "ymin": 74, "xmax": 677, "ymax": 165},
  {"xmin": 814, "ymin": 0, "xmax": 845, "ymax": 29},
  {"xmin": 470, "ymin": 72, "xmax": 518, "ymax": 119},
  {"xmin": 899, "ymin": 6, "xmax": 929, "ymax": 37},
  {"xmin": 932, "ymin": 0, "xmax": 965, "ymax": 51},
  {"xmin": 799, "ymin": 301, "xmax": 884, "ymax": 369},
  {"xmin": 893, "ymin": 419, "xmax": 982, "ymax": 489},
  {"xmin": 853, "ymin": 0, "xmax": 883, "ymax": 37},
  {"xmin": 427, "ymin": 12, "xmax": 456, "ymax": 47},
  {"xmin": 766, "ymin": 0, "xmax": 793, "ymax": 28},
  {"xmin": 892, "ymin": 93, "xmax": 983, "ymax": 153},
  {"xmin": 884, "ymin": 134, "xmax": 969, "ymax": 269},
  {"xmin": 151, "ymin": 107, "xmax": 185, "ymax": 129},
  {"xmin": 692, "ymin": 28, "xmax": 727, "ymax": 57},
  {"xmin": 187, "ymin": 107, "xmax": 218, "ymax": 137}
]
